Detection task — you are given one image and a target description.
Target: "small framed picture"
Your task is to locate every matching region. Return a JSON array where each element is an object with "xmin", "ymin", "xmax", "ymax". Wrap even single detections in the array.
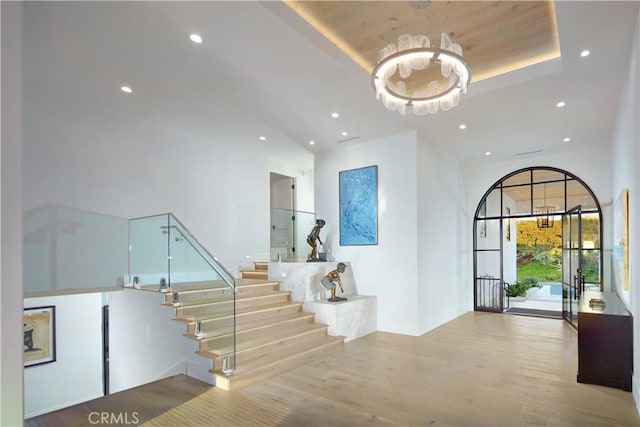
[{"xmin": 24, "ymin": 306, "xmax": 56, "ymax": 367}]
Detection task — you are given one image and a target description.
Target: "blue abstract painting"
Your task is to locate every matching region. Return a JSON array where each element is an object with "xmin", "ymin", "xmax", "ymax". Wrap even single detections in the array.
[{"xmin": 339, "ymin": 165, "xmax": 378, "ymax": 245}]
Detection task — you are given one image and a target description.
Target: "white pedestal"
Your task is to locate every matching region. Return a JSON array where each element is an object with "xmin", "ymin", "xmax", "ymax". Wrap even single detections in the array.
[
  {"xmin": 267, "ymin": 262, "xmax": 376, "ymax": 342},
  {"xmin": 268, "ymin": 261, "xmax": 357, "ymax": 302},
  {"xmin": 304, "ymin": 295, "xmax": 377, "ymax": 342}
]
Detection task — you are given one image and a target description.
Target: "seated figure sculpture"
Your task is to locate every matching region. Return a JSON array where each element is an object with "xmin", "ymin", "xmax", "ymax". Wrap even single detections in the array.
[{"xmin": 321, "ymin": 262, "xmax": 347, "ymax": 302}]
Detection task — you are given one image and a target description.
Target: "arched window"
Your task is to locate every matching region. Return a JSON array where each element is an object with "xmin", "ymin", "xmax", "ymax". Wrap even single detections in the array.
[{"xmin": 473, "ymin": 167, "xmax": 602, "ymax": 323}]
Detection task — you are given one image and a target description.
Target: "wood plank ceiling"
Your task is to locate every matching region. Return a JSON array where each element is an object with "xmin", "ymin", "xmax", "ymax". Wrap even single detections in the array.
[{"xmin": 284, "ymin": 0, "xmax": 560, "ymax": 82}]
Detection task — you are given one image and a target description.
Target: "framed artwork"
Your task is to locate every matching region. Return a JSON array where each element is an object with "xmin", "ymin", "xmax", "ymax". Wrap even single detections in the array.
[
  {"xmin": 613, "ymin": 189, "xmax": 629, "ymax": 291},
  {"xmin": 339, "ymin": 165, "xmax": 378, "ymax": 245},
  {"xmin": 24, "ymin": 306, "xmax": 56, "ymax": 367}
]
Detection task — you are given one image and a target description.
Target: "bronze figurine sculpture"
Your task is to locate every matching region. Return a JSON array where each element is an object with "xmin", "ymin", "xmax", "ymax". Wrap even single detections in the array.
[
  {"xmin": 321, "ymin": 262, "xmax": 347, "ymax": 302},
  {"xmin": 306, "ymin": 219, "xmax": 325, "ymax": 262}
]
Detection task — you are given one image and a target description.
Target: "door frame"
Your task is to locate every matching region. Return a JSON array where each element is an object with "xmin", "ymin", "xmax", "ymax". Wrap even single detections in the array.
[
  {"xmin": 562, "ymin": 205, "xmax": 582, "ymax": 327},
  {"xmin": 473, "ymin": 167, "xmax": 603, "ymax": 317},
  {"xmin": 269, "ymin": 173, "xmax": 296, "ymax": 261}
]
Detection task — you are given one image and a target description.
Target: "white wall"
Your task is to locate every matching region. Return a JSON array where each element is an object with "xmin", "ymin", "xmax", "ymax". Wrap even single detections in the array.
[
  {"xmin": 1, "ymin": 2, "xmax": 25, "ymax": 426},
  {"xmin": 21, "ymin": 84, "xmax": 314, "ymax": 274},
  {"xmin": 610, "ymin": 11, "xmax": 640, "ymax": 411},
  {"xmin": 416, "ymin": 135, "xmax": 470, "ymax": 333},
  {"xmin": 315, "ymin": 132, "xmax": 420, "ymax": 335},
  {"xmin": 107, "ymin": 289, "xmax": 210, "ymax": 394},
  {"xmin": 24, "ymin": 293, "xmax": 103, "ymax": 418}
]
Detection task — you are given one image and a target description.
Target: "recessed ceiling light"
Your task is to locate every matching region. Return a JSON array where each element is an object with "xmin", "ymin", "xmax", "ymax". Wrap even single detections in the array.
[
  {"xmin": 120, "ymin": 86, "xmax": 132, "ymax": 93},
  {"xmin": 259, "ymin": 136, "xmax": 267, "ymax": 141},
  {"xmin": 485, "ymin": 151, "xmax": 491, "ymax": 156},
  {"xmin": 564, "ymin": 137, "xmax": 571, "ymax": 142},
  {"xmin": 341, "ymin": 131, "xmax": 348, "ymax": 136},
  {"xmin": 459, "ymin": 124, "xmax": 467, "ymax": 130},
  {"xmin": 331, "ymin": 112, "xmax": 339, "ymax": 118},
  {"xmin": 309, "ymin": 140, "xmax": 315, "ymax": 145},
  {"xmin": 189, "ymin": 34, "xmax": 203, "ymax": 44},
  {"xmin": 580, "ymin": 50, "xmax": 590, "ymax": 57},
  {"xmin": 556, "ymin": 101, "xmax": 566, "ymax": 108}
]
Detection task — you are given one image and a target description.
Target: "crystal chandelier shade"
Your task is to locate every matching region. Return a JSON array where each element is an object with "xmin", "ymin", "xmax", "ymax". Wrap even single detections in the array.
[{"xmin": 371, "ymin": 32, "xmax": 471, "ymax": 115}]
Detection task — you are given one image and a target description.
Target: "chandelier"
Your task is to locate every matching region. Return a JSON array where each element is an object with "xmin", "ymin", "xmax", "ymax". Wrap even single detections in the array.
[
  {"xmin": 535, "ymin": 184, "xmax": 555, "ymax": 229},
  {"xmin": 371, "ymin": 32, "xmax": 471, "ymax": 115}
]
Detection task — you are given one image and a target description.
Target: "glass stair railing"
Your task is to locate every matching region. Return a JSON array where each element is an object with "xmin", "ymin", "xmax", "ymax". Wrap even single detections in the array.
[{"xmin": 129, "ymin": 213, "xmax": 237, "ymax": 374}]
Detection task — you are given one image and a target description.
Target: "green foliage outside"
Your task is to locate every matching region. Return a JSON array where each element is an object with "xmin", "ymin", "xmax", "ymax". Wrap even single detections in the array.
[
  {"xmin": 516, "ymin": 219, "xmax": 562, "ymax": 281},
  {"xmin": 516, "ymin": 216, "xmax": 600, "ymax": 283},
  {"xmin": 506, "ymin": 277, "xmax": 540, "ymax": 297}
]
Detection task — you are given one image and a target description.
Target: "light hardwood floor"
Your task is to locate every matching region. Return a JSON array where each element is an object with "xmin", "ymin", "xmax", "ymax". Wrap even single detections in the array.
[{"xmin": 27, "ymin": 312, "xmax": 640, "ymax": 426}]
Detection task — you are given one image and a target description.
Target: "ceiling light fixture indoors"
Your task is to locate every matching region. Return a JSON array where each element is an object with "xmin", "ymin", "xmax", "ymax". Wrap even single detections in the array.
[
  {"xmin": 535, "ymin": 183, "xmax": 556, "ymax": 229},
  {"xmin": 371, "ymin": 30, "xmax": 471, "ymax": 115}
]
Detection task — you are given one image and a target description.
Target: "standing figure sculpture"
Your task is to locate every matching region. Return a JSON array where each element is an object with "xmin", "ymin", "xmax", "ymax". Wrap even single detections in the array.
[
  {"xmin": 321, "ymin": 262, "xmax": 347, "ymax": 302},
  {"xmin": 306, "ymin": 219, "xmax": 325, "ymax": 261}
]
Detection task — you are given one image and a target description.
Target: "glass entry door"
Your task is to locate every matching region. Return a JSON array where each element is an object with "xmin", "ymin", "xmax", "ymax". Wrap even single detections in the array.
[{"xmin": 562, "ymin": 205, "xmax": 583, "ymax": 327}]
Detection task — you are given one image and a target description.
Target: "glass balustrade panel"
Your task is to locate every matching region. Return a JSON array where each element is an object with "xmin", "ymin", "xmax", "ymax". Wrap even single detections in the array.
[{"xmin": 23, "ymin": 204, "xmax": 128, "ymax": 295}]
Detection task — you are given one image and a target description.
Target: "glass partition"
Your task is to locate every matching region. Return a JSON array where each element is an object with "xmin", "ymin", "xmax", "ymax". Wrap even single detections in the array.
[
  {"xmin": 23, "ymin": 204, "xmax": 128, "ymax": 295},
  {"xmin": 270, "ymin": 208, "xmax": 317, "ymax": 262},
  {"xmin": 129, "ymin": 213, "xmax": 237, "ymax": 372},
  {"xmin": 129, "ymin": 214, "xmax": 235, "ymax": 291}
]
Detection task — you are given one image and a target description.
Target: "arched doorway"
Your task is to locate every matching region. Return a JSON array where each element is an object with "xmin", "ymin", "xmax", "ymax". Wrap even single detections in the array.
[{"xmin": 473, "ymin": 167, "xmax": 602, "ymax": 327}]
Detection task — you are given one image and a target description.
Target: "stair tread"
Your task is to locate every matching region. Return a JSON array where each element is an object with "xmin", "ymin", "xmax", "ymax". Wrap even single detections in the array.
[
  {"xmin": 176, "ymin": 301, "xmax": 302, "ymax": 322},
  {"xmin": 216, "ymin": 335, "xmax": 343, "ymax": 377},
  {"xmin": 203, "ymin": 322, "xmax": 328, "ymax": 355},
  {"xmin": 169, "ymin": 280, "xmax": 229, "ymax": 291},
  {"xmin": 199, "ymin": 311, "xmax": 315, "ymax": 337},
  {"xmin": 176, "ymin": 291, "xmax": 290, "ymax": 310},
  {"xmin": 175, "ymin": 290, "xmax": 289, "ymax": 307},
  {"xmin": 235, "ymin": 279, "xmax": 280, "ymax": 289},
  {"xmin": 192, "ymin": 311, "xmax": 315, "ymax": 341}
]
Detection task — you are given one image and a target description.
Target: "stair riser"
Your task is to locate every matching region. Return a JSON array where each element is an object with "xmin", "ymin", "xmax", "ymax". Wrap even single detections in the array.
[
  {"xmin": 176, "ymin": 293, "xmax": 290, "ymax": 318},
  {"xmin": 213, "ymin": 340, "xmax": 343, "ymax": 390},
  {"xmin": 233, "ymin": 328, "xmax": 329, "ymax": 364},
  {"xmin": 199, "ymin": 316, "xmax": 316, "ymax": 351},
  {"xmin": 168, "ymin": 289, "xmax": 232, "ymax": 305},
  {"xmin": 236, "ymin": 283, "xmax": 280, "ymax": 293},
  {"xmin": 173, "ymin": 282, "xmax": 280, "ymax": 303},
  {"xmin": 241, "ymin": 271, "xmax": 269, "ymax": 280},
  {"xmin": 254, "ymin": 262, "xmax": 269, "ymax": 271},
  {"xmin": 190, "ymin": 303, "xmax": 303, "ymax": 334}
]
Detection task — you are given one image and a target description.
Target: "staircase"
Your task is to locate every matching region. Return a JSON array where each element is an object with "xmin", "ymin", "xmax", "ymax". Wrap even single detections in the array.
[{"xmin": 166, "ymin": 261, "xmax": 344, "ymax": 390}]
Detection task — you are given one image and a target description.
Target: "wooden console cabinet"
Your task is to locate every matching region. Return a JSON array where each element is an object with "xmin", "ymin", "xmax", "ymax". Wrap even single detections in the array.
[{"xmin": 577, "ymin": 291, "xmax": 632, "ymax": 391}]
